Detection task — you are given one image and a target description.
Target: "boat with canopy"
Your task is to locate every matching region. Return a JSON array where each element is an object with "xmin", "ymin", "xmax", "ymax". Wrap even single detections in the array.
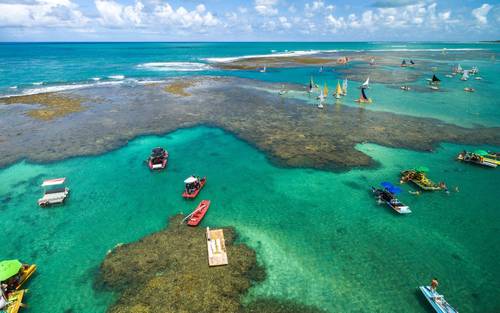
[
  {"xmin": 457, "ymin": 150, "xmax": 498, "ymax": 168},
  {"xmin": 371, "ymin": 182, "xmax": 411, "ymax": 214},
  {"xmin": 182, "ymin": 176, "xmax": 207, "ymax": 199},
  {"xmin": 0, "ymin": 260, "xmax": 36, "ymax": 291},
  {"xmin": 148, "ymin": 147, "xmax": 168, "ymax": 170},
  {"xmin": 419, "ymin": 286, "xmax": 458, "ymax": 313},
  {"xmin": 37, "ymin": 178, "xmax": 69, "ymax": 207}
]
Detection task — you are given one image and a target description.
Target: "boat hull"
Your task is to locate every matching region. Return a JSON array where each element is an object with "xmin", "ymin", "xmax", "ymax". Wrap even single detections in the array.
[
  {"xmin": 16, "ymin": 264, "xmax": 36, "ymax": 290},
  {"xmin": 6, "ymin": 289, "xmax": 26, "ymax": 313},
  {"xmin": 419, "ymin": 286, "xmax": 458, "ymax": 313},
  {"xmin": 187, "ymin": 200, "xmax": 211, "ymax": 226}
]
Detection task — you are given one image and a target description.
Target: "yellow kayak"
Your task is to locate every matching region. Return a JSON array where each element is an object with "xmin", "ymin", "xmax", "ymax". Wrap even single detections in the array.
[
  {"xmin": 6, "ymin": 289, "xmax": 26, "ymax": 313},
  {"xmin": 16, "ymin": 264, "xmax": 36, "ymax": 290}
]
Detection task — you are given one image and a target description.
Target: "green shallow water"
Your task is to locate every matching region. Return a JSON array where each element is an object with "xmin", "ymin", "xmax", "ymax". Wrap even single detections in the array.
[{"xmin": 1, "ymin": 127, "xmax": 499, "ymax": 313}]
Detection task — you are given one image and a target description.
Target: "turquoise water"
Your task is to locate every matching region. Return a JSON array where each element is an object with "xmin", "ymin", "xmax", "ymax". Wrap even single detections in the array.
[{"xmin": 1, "ymin": 127, "xmax": 499, "ymax": 312}]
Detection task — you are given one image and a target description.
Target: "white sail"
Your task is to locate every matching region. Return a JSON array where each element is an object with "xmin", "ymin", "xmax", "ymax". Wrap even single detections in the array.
[
  {"xmin": 361, "ymin": 77, "xmax": 370, "ymax": 88},
  {"xmin": 461, "ymin": 70, "xmax": 469, "ymax": 81},
  {"xmin": 457, "ymin": 64, "xmax": 463, "ymax": 73},
  {"xmin": 342, "ymin": 79, "xmax": 348, "ymax": 95}
]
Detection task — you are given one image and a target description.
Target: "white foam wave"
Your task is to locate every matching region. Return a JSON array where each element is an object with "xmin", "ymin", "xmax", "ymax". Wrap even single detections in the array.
[
  {"xmin": 205, "ymin": 50, "xmax": 323, "ymax": 63},
  {"xmin": 9, "ymin": 86, "xmax": 17, "ymax": 89},
  {"xmin": 91, "ymin": 77, "xmax": 101, "ymax": 81},
  {"xmin": 32, "ymin": 82, "xmax": 43, "ymax": 85},
  {"xmin": 108, "ymin": 75, "xmax": 125, "ymax": 80},
  {"xmin": 137, "ymin": 62, "xmax": 212, "ymax": 71}
]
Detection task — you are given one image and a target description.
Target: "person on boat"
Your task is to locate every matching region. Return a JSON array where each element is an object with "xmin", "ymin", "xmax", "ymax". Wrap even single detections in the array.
[
  {"xmin": 431, "ymin": 278, "xmax": 439, "ymax": 292},
  {"xmin": 0, "ymin": 287, "xmax": 8, "ymax": 310}
]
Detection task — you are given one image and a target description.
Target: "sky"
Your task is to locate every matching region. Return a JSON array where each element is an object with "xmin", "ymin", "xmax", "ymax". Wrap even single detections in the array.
[{"xmin": 0, "ymin": 0, "xmax": 499, "ymax": 41}]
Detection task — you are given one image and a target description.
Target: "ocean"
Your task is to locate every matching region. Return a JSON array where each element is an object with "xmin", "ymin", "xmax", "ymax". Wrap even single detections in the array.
[{"xmin": 0, "ymin": 42, "xmax": 499, "ymax": 313}]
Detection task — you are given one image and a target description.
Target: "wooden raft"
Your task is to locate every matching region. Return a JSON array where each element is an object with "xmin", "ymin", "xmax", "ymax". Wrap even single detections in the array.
[{"xmin": 206, "ymin": 227, "xmax": 228, "ymax": 266}]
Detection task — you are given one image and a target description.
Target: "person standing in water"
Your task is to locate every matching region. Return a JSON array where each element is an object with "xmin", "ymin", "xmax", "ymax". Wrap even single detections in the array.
[{"xmin": 431, "ymin": 278, "xmax": 439, "ymax": 292}]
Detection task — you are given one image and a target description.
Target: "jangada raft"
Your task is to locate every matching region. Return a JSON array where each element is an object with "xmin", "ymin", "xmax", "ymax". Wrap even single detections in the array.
[
  {"xmin": 457, "ymin": 150, "xmax": 498, "ymax": 168},
  {"xmin": 182, "ymin": 176, "xmax": 206, "ymax": 199},
  {"xmin": 419, "ymin": 286, "xmax": 458, "ymax": 313},
  {"xmin": 371, "ymin": 182, "xmax": 411, "ymax": 214},
  {"xmin": 37, "ymin": 178, "xmax": 69, "ymax": 207},
  {"xmin": 1, "ymin": 289, "xmax": 27, "ymax": 313},
  {"xmin": 183, "ymin": 200, "xmax": 211, "ymax": 226},
  {"xmin": 355, "ymin": 87, "xmax": 372, "ymax": 104},
  {"xmin": 148, "ymin": 147, "xmax": 168, "ymax": 170},
  {"xmin": 400, "ymin": 168, "xmax": 444, "ymax": 191}
]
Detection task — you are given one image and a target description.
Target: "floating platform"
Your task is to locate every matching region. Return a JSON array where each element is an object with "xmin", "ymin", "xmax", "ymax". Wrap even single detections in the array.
[{"xmin": 206, "ymin": 227, "xmax": 228, "ymax": 267}]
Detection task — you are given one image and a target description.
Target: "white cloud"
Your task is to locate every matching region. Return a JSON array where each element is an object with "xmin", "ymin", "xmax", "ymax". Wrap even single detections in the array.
[
  {"xmin": 472, "ymin": 3, "xmax": 492, "ymax": 25},
  {"xmin": 305, "ymin": 1, "xmax": 334, "ymax": 18},
  {"xmin": 255, "ymin": 0, "xmax": 278, "ymax": 16},
  {"xmin": 0, "ymin": 0, "xmax": 88, "ymax": 28},
  {"xmin": 95, "ymin": 0, "xmax": 144, "ymax": 27},
  {"xmin": 154, "ymin": 3, "xmax": 218, "ymax": 29}
]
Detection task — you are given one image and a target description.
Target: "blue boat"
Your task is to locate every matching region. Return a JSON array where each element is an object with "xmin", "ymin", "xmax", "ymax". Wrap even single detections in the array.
[
  {"xmin": 371, "ymin": 182, "xmax": 411, "ymax": 214},
  {"xmin": 419, "ymin": 286, "xmax": 458, "ymax": 313}
]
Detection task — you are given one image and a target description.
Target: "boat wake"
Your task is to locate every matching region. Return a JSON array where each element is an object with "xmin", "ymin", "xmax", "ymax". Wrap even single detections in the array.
[{"xmin": 137, "ymin": 62, "xmax": 212, "ymax": 71}]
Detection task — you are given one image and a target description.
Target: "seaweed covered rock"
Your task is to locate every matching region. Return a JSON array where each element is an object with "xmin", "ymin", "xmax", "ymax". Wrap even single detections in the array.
[{"xmin": 100, "ymin": 214, "xmax": 265, "ymax": 313}]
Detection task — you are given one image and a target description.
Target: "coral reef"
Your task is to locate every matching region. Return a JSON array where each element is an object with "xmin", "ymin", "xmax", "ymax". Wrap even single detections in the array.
[
  {"xmin": 99, "ymin": 215, "xmax": 323, "ymax": 313},
  {"xmin": 0, "ymin": 93, "xmax": 85, "ymax": 120},
  {"xmin": 0, "ymin": 76, "xmax": 499, "ymax": 171},
  {"xmin": 164, "ymin": 81, "xmax": 194, "ymax": 97}
]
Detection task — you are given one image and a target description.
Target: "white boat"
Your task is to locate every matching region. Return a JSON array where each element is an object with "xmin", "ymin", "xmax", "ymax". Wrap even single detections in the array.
[
  {"xmin": 38, "ymin": 177, "xmax": 70, "ymax": 207},
  {"xmin": 400, "ymin": 85, "xmax": 411, "ymax": 91},
  {"xmin": 470, "ymin": 66, "xmax": 479, "ymax": 75},
  {"xmin": 475, "ymin": 76, "xmax": 483, "ymax": 80},
  {"xmin": 464, "ymin": 87, "xmax": 475, "ymax": 93},
  {"xmin": 318, "ymin": 88, "xmax": 325, "ymax": 108},
  {"xmin": 360, "ymin": 77, "xmax": 370, "ymax": 89},
  {"xmin": 460, "ymin": 70, "xmax": 469, "ymax": 81},
  {"xmin": 419, "ymin": 286, "xmax": 458, "ymax": 313},
  {"xmin": 445, "ymin": 74, "xmax": 453, "ymax": 78},
  {"xmin": 259, "ymin": 66, "xmax": 266, "ymax": 73},
  {"xmin": 457, "ymin": 64, "xmax": 463, "ymax": 73}
]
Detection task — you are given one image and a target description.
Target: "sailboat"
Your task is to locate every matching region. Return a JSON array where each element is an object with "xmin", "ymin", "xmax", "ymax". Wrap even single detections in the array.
[
  {"xmin": 460, "ymin": 70, "xmax": 469, "ymax": 81},
  {"xmin": 355, "ymin": 87, "xmax": 372, "ymax": 104},
  {"xmin": 260, "ymin": 65, "xmax": 267, "ymax": 73},
  {"xmin": 360, "ymin": 77, "xmax": 370, "ymax": 89},
  {"xmin": 319, "ymin": 66, "xmax": 323, "ymax": 73},
  {"xmin": 308, "ymin": 76, "xmax": 314, "ymax": 93},
  {"xmin": 278, "ymin": 84, "xmax": 287, "ymax": 95},
  {"xmin": 457, "ymin": 64, "xmax": 463, "ymax": 73},
  {"xmin": 401, "ymin": 60, "xmax": 407, "ymax": 67},
  {"xmin": 410, "ymin": 60, "xmax": 415, "ymax": 66},
  {"xmin": 318, "ymin": 88, "xmax": 325, "ymax": 108},
  {"xmin": 342, "ymin": 78, "xmax": 348, "ymax": 95},
  {"xmin": 429, "ymin": 74, "xmax": 441, "ymax": 90},
  {"xmin": 323, "ymin": 82, "xmax": 329, "ymax": 98},
  {"xmin": 369, "ymin": 58, "xmax": 375, "ymax": 66},
  {"xmin": 334, "ymin": 81, "xmax": 342, "ymax": 99}
]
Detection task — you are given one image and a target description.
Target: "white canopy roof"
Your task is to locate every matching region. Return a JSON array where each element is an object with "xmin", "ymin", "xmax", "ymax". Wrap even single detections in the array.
[
  {"xmin": 184, "ymin": 176, "xmax": 197, "ymax": 184},
  {"xmin": 41, "ymin": 177, "xmax": 66, "ymax": 187}
]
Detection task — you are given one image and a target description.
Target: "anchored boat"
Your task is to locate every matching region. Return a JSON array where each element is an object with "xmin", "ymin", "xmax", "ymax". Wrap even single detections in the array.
[
  {"xmin": 419, "ymin": 286, "xmax": 458, "ymax": 313},
  {"xmin": 400, "ymin": 167, "xmax": 444, "ymax": 191},
  {"xmin": 0, "ymin": 260, "xmax": 36, "ymax": 291},
  {"xmin": 457, "ymin": 150, "xmax": 498, "ymax": 168},
  {"xmin": 334, "ymin": 80, "xmax": 342, "ymax": 99},
  {"xmin": 371, "ymin": 182, "xmax": 411, "ymax": 214},
  {"xmin": 184, "ymin": 200, "xmax": 211, "ymax": 226},
  {"xmin": 182, "ymin": 176, "xmax": 207, "ymax": 199},
  {"xmin": 2, "ymin": 289, "xmax": 27, "ymax": 313},
  {"xmin": 400, "ymin": 59, "xmax": 407, "ymax": 67},
  {"xmin": 37, "ymin": 178, "xmax": 69, "ymax": 207},
  {"xmin": 355, "ymin": 87, "xmax": 372, "ymax": 104},
  {"xmin": 148, "ymin": 147, "xmax": 168, "ymax": 170}
]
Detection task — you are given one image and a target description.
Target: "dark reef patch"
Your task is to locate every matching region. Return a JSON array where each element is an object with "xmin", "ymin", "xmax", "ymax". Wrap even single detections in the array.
[
  {"xmin": 0, "ymin": 77, "xmax": 499, "ymax": 171},
  {"xmin": 97, "ymin": 214, "xmax": 322, "ymax": 313}
]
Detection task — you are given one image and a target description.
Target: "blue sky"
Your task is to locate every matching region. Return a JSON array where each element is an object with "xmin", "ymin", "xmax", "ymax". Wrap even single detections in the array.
[{"xmin": 0, "ymin": 0, "xmax": 499, "ymax": 41}]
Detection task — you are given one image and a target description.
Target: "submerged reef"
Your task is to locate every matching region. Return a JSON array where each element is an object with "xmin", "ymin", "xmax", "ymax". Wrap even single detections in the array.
[
  {"xmin": 98, "ymin": 215, "xmax": 324, "ymax": 313},
  {"xmin": 0, "ymin": 92, "xmax": 85, "ymax": 120},
  {"xmin": 0, "ymin": 76, "xmax": 499, "ymax": 170}
]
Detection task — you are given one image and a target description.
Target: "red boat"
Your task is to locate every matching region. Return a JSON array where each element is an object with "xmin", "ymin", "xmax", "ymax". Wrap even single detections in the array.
[
  {"xmin": 186, "ymin": 200, "xmax": 211, "ymax": 226},
  {"xmin": 182, "ymin": 176, "xmax": 206, "ymax": 199},
  {"xmin": 148, "ymin": 147, "xmax": 168, "ymax": 170}
]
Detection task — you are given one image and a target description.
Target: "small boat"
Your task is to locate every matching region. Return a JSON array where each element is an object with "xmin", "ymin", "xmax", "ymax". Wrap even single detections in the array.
[
  {"xmin": 0, "ymin": 260, "xmax": 36, "ymax": 291},
  {"xmin": 334, "ymin": 80, "xmax": 342, "ymax": 99},
  {"xmin": 400, "ymin": 168, "xmax": 444, "ymax": 191},
  {"xmin": 355, "ymin": 87, "xmax": 372, "ymax": 104},
  {"xmin": 456, "ymin": 64, "xmax": 463, "ymax": 73},
  {"xmin": 464, "ymin": 87, "xmax": 474, "ymax": 92},
  {"xmin": 410, "ymin": 60, "xmax": 415, "ymax": 66},
  {"xmin": 185, "ymin": 200, "xmax": 211, "ymax": 226},
  {"xmin": 37, "ymin": 178, "xmax": 69, "ymax": 207},
  {"xmin": 319, "ymin": 66, "xmax": 323, "ymax": 73},
  {"xmin": 360, "ymin": 76, "xmax": 370, "ymax": 89},
  {"xmin": 457, "ymin": 150, "xmax": 498, "ymax": 168},
  {"xmin": 470, "ymin": 66, "xmax": 479, "ymax": 75},
  {"xmin": 475, "ymin": 76, "xmax": 483, "ymax": 80},
  {"xmin": 400, "ymin": 85, "xmax": 411, "ymax": 91},
  {"xmin": 429, "ymin": 74, "xmax": 441, "ymax": 90},
  {"xmin": 148, "ymin": 147, "xmax": 168, "ymax": 170},
  {"xmin": 419, "ymin": 286, "xmax": 458, "ymax": 313},
  {"xmin": 460, "ymin": 70, "xmax": 469, "ymax": 81},
  {"xmin": 317, "ymin": 88, "xmax": 325, "ymax": 108},
  {"xmin": 278, "ymin": 84, "xmax": 287, "ymax": 95},
  {"xmin": 259, "ymin": 66, "xmax": 266, "ymax": 73},
  {"xmin": 445, "ymin": 74, "xmax": 453, "ymax": 78},
  {"xmin": 430, "ymin": 85, "xmax": 439, "ymax": 90},
  {"xmin": 371, "ymin": 182, "xmax": 411, "ymax": 214},
  {"xmin": 342, "ymin": 78, "xmax": 348, "ymax": 95},
  {"xmin": 400, "ymin": 59, "xmax": 407, "ymax": 67},
  {"xmin": 182, "ymin": 176, "xmax": 207, "ymax": 199},
  {"xmin": 308, "ymin": 76, "xmax": 316, "ymax": 93},
  {"xmin": 3, "ymin": 289, "xmax": 27, "ymax": 313},
  {"xmin": 369, "ymin": 58, "xmax": 375, "ymax": 66}
]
